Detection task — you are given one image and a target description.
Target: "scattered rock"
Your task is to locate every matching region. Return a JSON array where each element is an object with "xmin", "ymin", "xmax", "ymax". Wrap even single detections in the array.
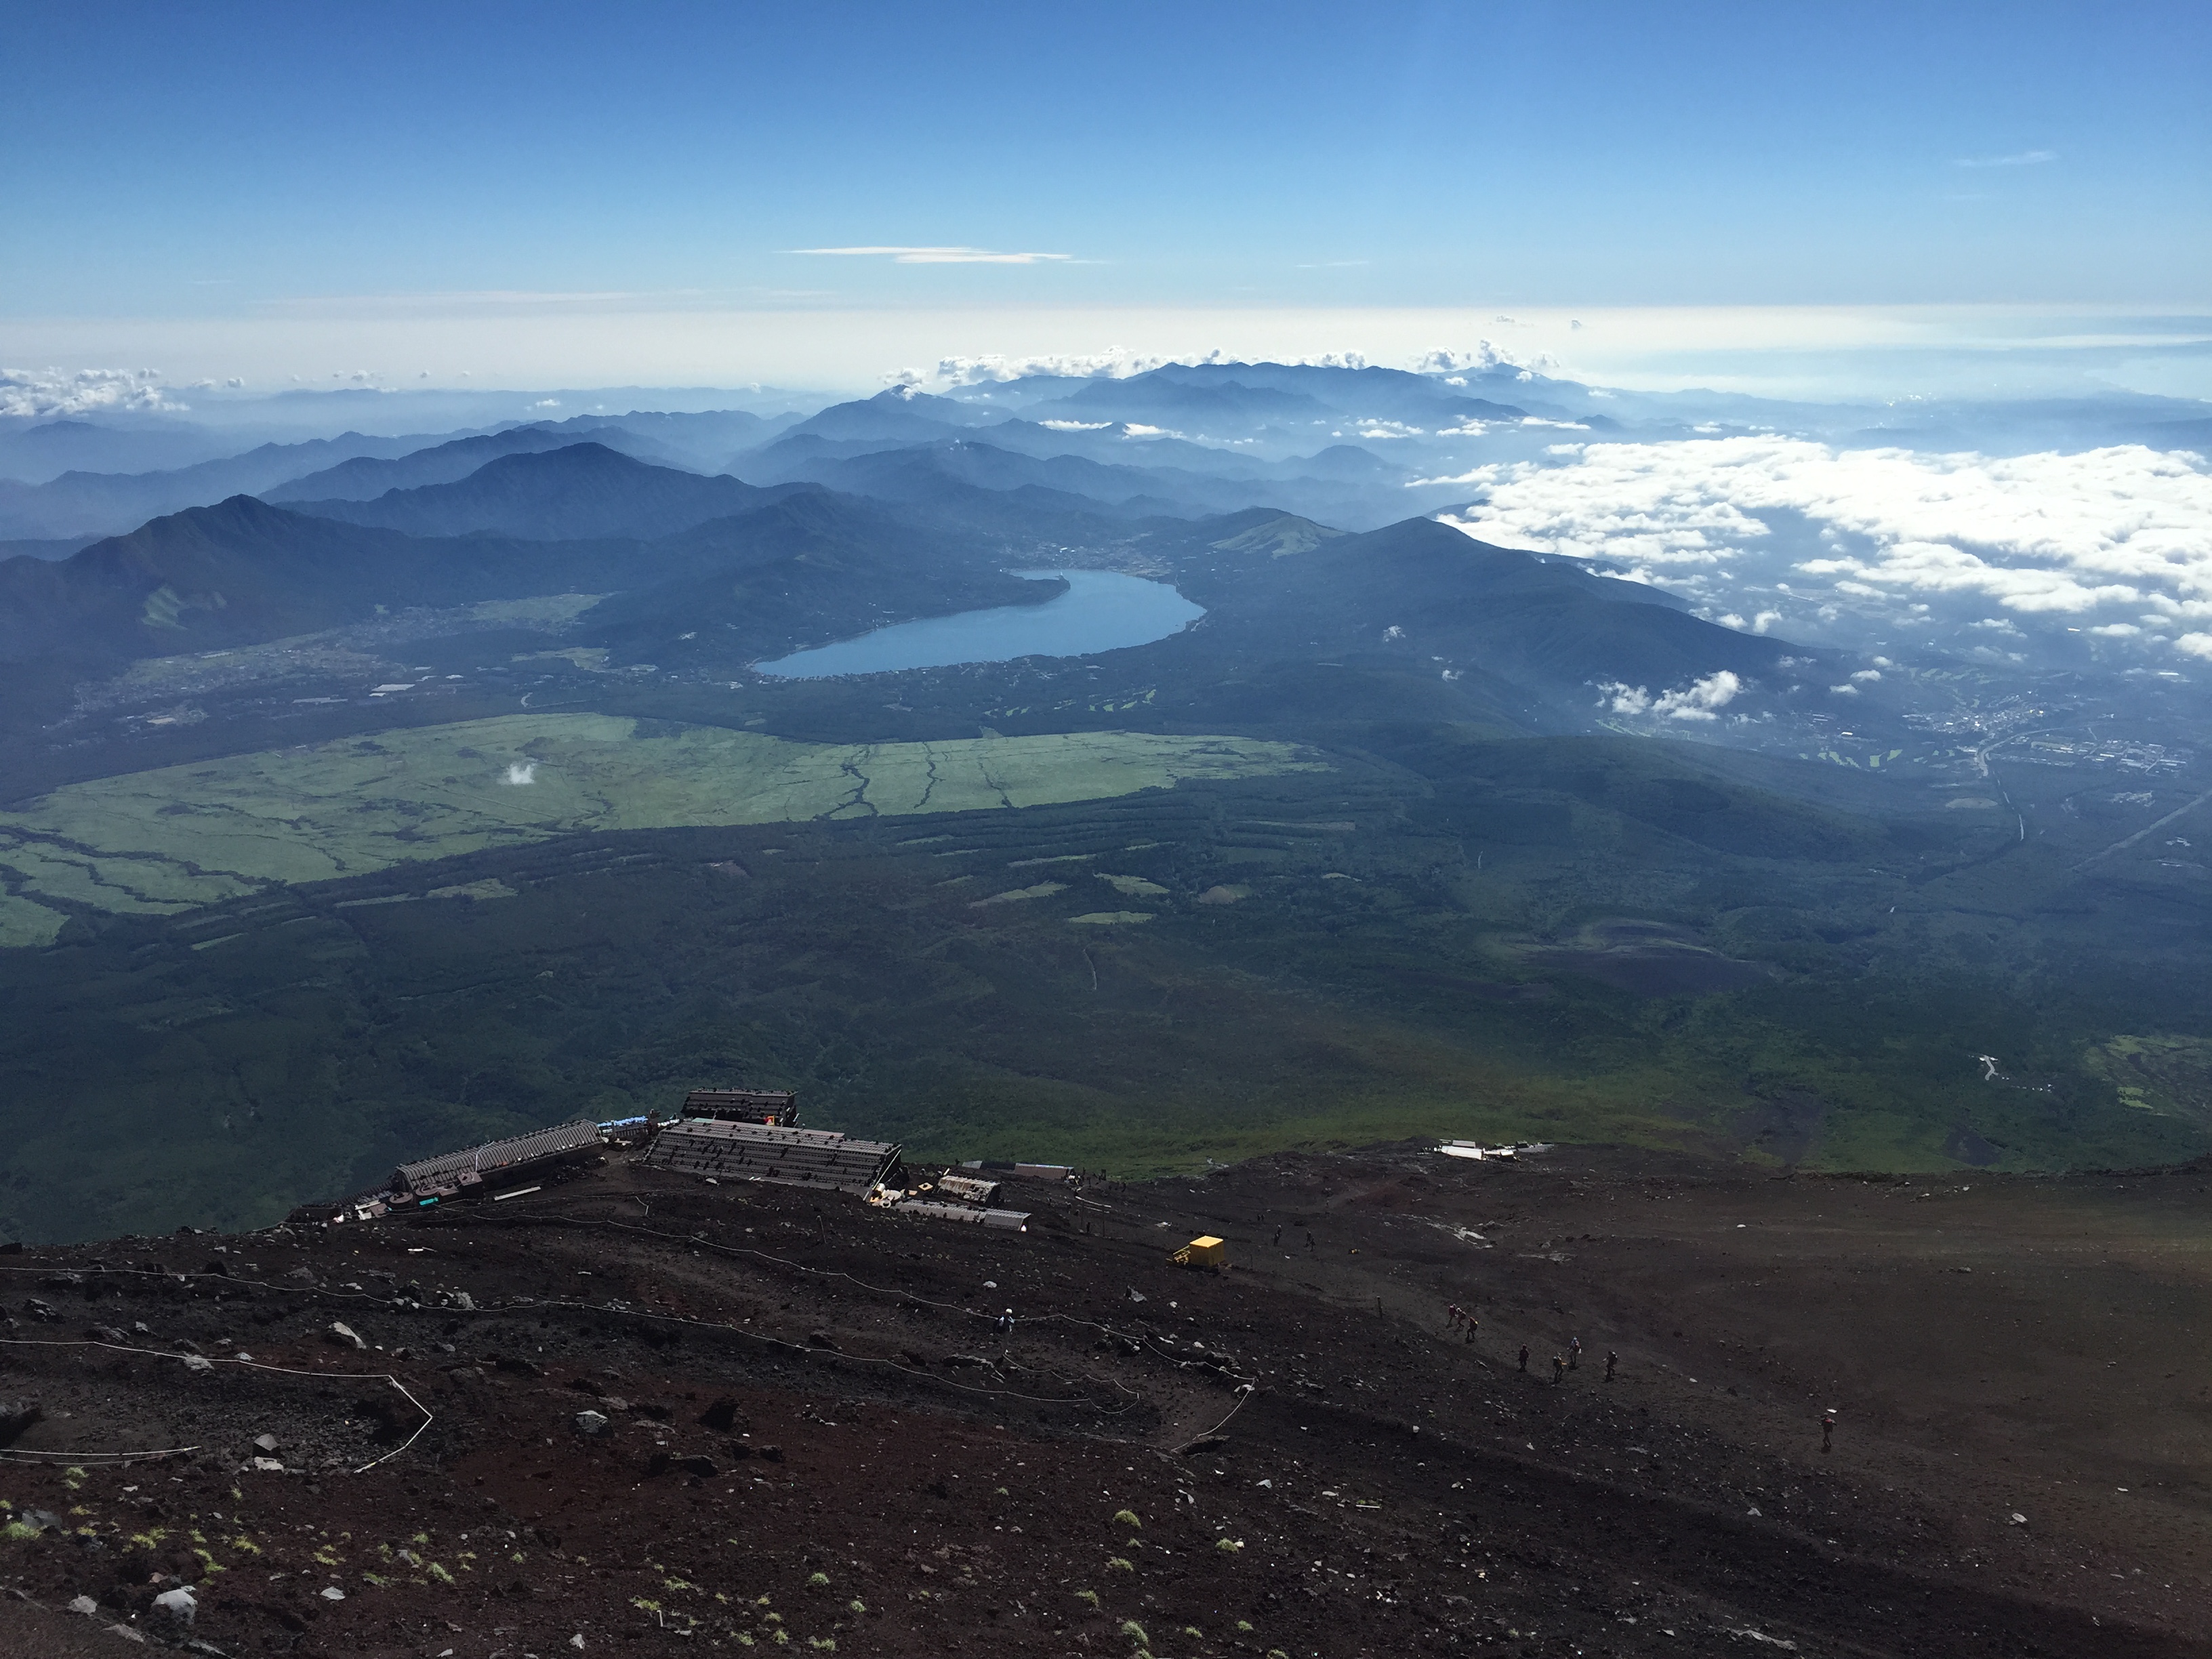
[
  {"xmin": 23, "ymin": 1298, "xmax": 56, "ymax": 1321},
  {"xmin": 697, "ymin": 1396, "xmax": 743, "ymax": 1432},
  {"xmin": 756, "ymin": 1444, "xmax": 784, "ymax": 1462},
  {"xmin": 182, "ymin": 1355, "xmax": 215, "ymax": 1374},
  {"xmin": 252, "ymin": 1433, "xmax": 279, "ymax": 1453},
  {"xmin": 319, "ymin": 1586, "xmax": 345, "ymax": 1601},
  {"xmin": 251, "ymin": 1457, "xmax": 285, "ymax": 1473},
  {"xmin": 494, "ymin": 1355, "xmax": 544, "ymax": 1377},
  {"xmin": 87, "ymin": 1325, "xmax": 129, "ymax": 1345},
  {"xmin": 0, "ymin": 1399, "xmax": 43, "ymax": 1447},
  {"xmin": 573, "ymin": 1410, "xmax": 611, "ymax": 1437},
  {"xmin": 152, "ymin": 1586, "xmax": 197, "ymax": 1625},
  {"xmin": 327, "ymin": 1322, "xmax": 367, "ymax": 1351},
  {"xmin": 68, "ymin": 1594, "xmax": 99, "ymax": 1615},
  {"xmin": 676, "ymin": 1455, "xmax": 717, "ymax": 1479},
  {"xmin": 284, "ymin": 1267, "xmax": 317, "ymax": 1286},
  {"xmin": 807, "ymin": 1330, "xmax": 840, "ymax": 1349}
]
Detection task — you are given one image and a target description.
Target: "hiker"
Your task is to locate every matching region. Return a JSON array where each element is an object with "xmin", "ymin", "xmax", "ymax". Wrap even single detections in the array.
[
  {"xmin": 1604, "ymin": 1349, "xmax": 1618, "ymax": 1383},
  {"xmin": 1551, "ymin": 1354, "xmax": 1565, "ymax": 1385},
  {"xmin": 1273, "ymin": 1225, "xmax": 1284, "ymax": 1246},
  {"xmin": 1463, "ymin": 1315, "xmax": 1477, "ymax": 1343},
  {"xmin": 1568, "ymin": 1336, "xmax": 1582, "ymax": 1372},
  {"xmin": 1306, "ymin": 1230, "xmax": 1316, "ymax": 1251},
  {"xmin": 1821, "ymin": 1410, "xmax": 1835, "ymax": 1455},
  {"xmin": 1518, "ymin": 1345, "xmax": 1530, "ymax": 1373},
  {"xmin": 1446, "ymin": 1303, "xmax": 1463, "ymax": 1328}
]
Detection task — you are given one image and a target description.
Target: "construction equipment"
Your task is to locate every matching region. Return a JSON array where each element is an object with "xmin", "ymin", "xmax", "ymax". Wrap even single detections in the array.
[{"xmin": 1172, "ymin": 1235, "xmax": 1226, "ymax": 1269}]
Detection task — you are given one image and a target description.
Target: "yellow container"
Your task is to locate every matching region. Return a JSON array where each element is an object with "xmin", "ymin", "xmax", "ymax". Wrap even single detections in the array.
[{"xmin": 1173, "ymin": 1235, "xmax": 1226, "ymax": 1268}]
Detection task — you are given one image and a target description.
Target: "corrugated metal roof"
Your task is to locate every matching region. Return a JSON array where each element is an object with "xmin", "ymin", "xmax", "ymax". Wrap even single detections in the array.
[
  {"xmin": 639, "ymin": 1117, "xmax": 899, "ymax": 1195},
  {"xmin": 894, "ymin": 1200, "xmax": 1031, "ymax": 1230},
  {"xmin": 682, "ymin": 1088, "xmax": 799, "ymax": 1122},
  {"xmin": 933, "ymin": 1173, "xmax": 1002, "ymax": 1206},
  {"xmin": 395, "ymin": 1120, "xmax": 603, "ymax": 1194}
]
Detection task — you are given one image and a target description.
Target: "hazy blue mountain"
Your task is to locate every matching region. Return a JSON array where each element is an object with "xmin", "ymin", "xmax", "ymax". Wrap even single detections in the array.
[
  {"xmin": 533, "ymin": 407, "xmax": 793, "ymax": 472},
  {"xmin": 958, "ymin": 417, "xmax": 1276, "ymax": 478},
  {"xmin": 774, "ymin": 388, "xmax": 1004, "ymax": 447},
  {"xmin": 577, "ymin": 491, "xmax": 1064, "ymax": 667},
  {"xmin": 0, "ymin": 496, "xmax": 483, "ymax": 665},
  {"xmin": 289, "ymin": 443, "xmax": 774, "ymax": 540},
  {"xmin": 0, "ymin": 535, "xmax": 101, "ymax": 562},
  {"xmin": 0, "ymin": 419, "xmax": 239, "ymax": 484},
  {"xmin": 1265, "ymin": 443, "xmax": 1407, "ymax": 480},
  {"xmin": 0, "ymin": 430, "xmax": 461, "ymax": 541},
  {"xmin": 266, "ymin": 426, "xmax": 623, "ymax": 502},
  {"xmin": 747, "ymin": 433, "xmax": 1443, "ymax": 532},
  {"xmin": 1036, "ymin": 375, "xmax": 1338, "ymax": 426},
  {"xmin": 756, "ymin": 437, "xmax": 1255, "ymax": 516},
  {"xmin": 1179, "ymin": 511, "xmax": 1807, "ymax": 698},
  {"xmin": 0, "ymin": 483, "xmax": 869, "ymax": 671}
]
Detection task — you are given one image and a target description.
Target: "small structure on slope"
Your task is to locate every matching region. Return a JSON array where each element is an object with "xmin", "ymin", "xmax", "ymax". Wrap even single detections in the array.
[
  {"xmin": 638, "ymin": 1117, "xmax": 903, "ymax": 1197},
  {"xmin": 387, "ymin": 1119, "xmax": 606, "ymax": 1205},
  {"xmin": 680, "ymin": 1088, "xmax": 800, "ymax": 1126},
  {"xmin": 1172, "ymin": 1235, "xmax": 1227, "ymax": 1269}
]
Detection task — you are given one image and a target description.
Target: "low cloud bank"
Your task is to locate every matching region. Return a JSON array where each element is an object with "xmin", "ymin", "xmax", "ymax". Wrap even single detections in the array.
[
  {"xmin": 1434, "ymin": 437, "xmax": 2212, "ymax": 651},
  {"xmin": 1, "ymin": 367, "xmax": 188, "ymax": 418}
]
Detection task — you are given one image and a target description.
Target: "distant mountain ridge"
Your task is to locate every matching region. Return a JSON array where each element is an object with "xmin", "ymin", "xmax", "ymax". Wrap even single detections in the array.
[
  {"xmin": 0, "ymin": 430, "xmax": 466, "ymax": 541},
  {"xmin": 265, "ymin": 425, "xmax": 662, "ymax": 503},
  {"xmin": 289, "ymin": 443, "xmax": 778, "ymax": 540}
]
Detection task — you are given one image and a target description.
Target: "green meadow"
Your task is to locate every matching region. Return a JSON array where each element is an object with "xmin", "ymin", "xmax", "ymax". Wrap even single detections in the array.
[{"xmin": 0, "ymin": 713, "xmax": 1325, "ymax": 939}]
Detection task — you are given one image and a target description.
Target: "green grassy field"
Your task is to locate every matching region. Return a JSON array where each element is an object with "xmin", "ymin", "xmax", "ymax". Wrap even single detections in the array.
[{"xmin": 0, "ymin": 714, "xmax": 1326, "ymax": 930}]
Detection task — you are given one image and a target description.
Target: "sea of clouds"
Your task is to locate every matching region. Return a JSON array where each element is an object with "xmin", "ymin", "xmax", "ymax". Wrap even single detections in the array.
[{"xmin": 1431, "ymin": 437, "xmax": 2212, "ymax": 660}]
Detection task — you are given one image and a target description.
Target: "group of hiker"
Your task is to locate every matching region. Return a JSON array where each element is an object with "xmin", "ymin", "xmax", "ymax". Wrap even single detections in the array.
[
  {"xmin": 1497, "ymin": 1331, "xmax": 1620, "ymax": 1385},
  {"xmin": 1452, "ymin": 1303, "xmax": 1839, "ymax": 1454},
  {"xmin": 1454, "ymin": 1306, "xmax": 1624, "ymax": 1385}
]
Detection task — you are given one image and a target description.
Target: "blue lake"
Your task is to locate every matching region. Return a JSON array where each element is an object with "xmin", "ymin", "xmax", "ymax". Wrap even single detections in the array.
[{"xmin": 754, "ymin": 569, "xmax": 1204, "ymax": 678}]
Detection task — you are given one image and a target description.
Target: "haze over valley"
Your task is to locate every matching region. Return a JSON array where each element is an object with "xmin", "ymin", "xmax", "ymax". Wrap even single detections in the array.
[{"xmin": 3, "ymin": 6, "xmax": 2209, "ymax": 1656}]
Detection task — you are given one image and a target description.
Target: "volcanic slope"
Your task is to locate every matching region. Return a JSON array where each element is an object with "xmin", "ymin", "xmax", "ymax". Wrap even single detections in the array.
[{"xmin": 0, "ymin": 1143, "xmax": 2206, "ymax": 1658}]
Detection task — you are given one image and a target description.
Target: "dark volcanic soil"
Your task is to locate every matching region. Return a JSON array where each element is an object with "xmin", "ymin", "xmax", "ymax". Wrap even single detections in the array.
[{"xmin": 2, "ymin": 1143, "xmax": 2209, "ymax": 1658}]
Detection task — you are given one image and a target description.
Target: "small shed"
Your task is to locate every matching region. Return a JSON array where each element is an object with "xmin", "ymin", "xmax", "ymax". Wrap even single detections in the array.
[
  {"xmin": 1172, "ymin": 1235, "xmax": 1226, "ymax": 1268},
  {"xmin": 934, "ymin": 1172, "xmax": 1003, "ymax": 1206},
  {"xmin": 682, "ymin": 1088, "xmax": 800, "ymax": 1126}
]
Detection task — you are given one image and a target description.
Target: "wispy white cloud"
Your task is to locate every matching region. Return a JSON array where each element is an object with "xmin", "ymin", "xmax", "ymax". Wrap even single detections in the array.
[
  {"xmin": 267, "ymin": 289, "xmax": 695, "ymax": 315},
  {"xmin": 1954, "ymin": 148, "xmax": 2057, "ymax": 168},
  {"xmin": 0, "ymin": 366, "xmax": 186, "ymax": 417},
  {"xmin": 793, "ymin": 245, "xmax": 1072, "ymax": 265}
]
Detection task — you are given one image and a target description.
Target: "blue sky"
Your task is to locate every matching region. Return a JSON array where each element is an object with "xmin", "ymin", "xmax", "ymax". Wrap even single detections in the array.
[{"xmin": 3, "ymin": 1, "xmax": 2207, "ymax": 392}]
